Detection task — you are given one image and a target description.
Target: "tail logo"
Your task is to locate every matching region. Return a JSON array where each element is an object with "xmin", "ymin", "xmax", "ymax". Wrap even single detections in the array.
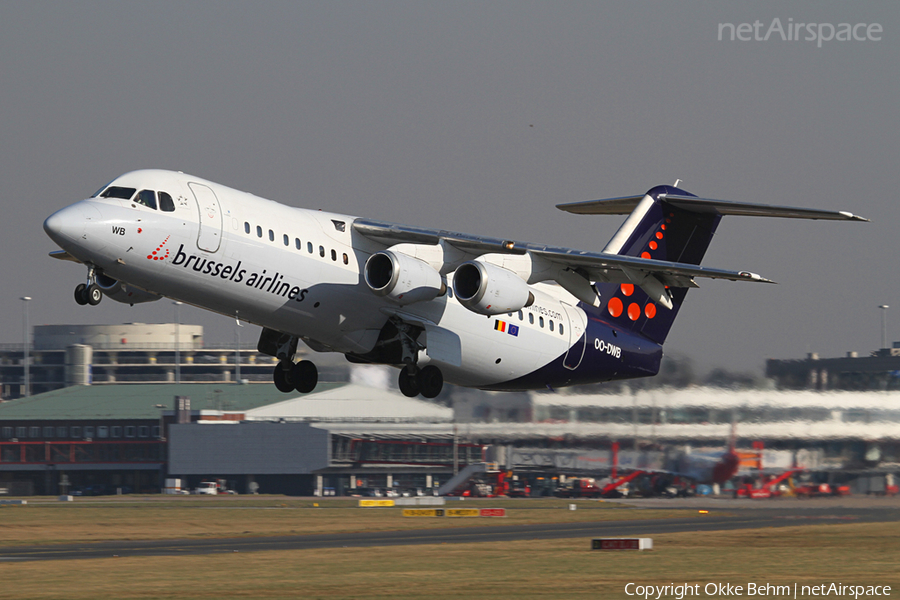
[
  {"xmin": 606, "ymin": 216, "xmax": 673, "ymax": 320},
  {"xmin": 147, "ymin": 236, "xmax": 171, "ymax": 261}
]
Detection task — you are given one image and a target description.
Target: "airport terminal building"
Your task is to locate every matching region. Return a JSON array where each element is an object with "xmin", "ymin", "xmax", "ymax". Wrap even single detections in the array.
[
  {"xmin": 1, "ymin": 323, "xmax": 899, "ymax": 496},
  {"xmin": 2, "ymin": 380, "xmax": 899, "ymax": 496}
]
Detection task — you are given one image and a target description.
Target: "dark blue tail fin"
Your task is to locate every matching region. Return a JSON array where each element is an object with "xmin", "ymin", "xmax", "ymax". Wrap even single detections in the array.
[
  {"xmin": 576, "ymin": 185, "xmax": 721, "ymax": 345},
  {"xmin": 557, "ymin": 186, "xmax": 864, "ymax": 346}
]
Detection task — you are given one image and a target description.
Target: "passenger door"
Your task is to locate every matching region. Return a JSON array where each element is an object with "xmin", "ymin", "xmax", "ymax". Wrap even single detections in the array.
[{"xmin": 189, "ymin": 182, "xmax": 222, "ymax": 253}]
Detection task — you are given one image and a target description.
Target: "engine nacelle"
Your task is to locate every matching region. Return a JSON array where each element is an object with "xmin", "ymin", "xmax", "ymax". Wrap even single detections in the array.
[
  {"xmin": 452, "ymin": 261, "xmax": 535, "ymax": 316},
  {"xmin": 95, "ymin": 274, "xmax": 161, "ymax": 305},
  {"xmin": 364, "ymin": 250, "xmax": 446, "ymax": 305}
]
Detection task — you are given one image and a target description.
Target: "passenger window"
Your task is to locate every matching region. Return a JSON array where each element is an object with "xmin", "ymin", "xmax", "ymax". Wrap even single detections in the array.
[
  {"xmin": 539, "ymin": 317, "xmax": 544, "ymax": 328},
  {"xmin": 529, "ymin": 313, "xmax": 534, "ymax": 325},
  {"xmin": 295, "ymin": 238, "xmax": 301, "ymax": 250},
  {"xmin": 549, "ymin": 320, "xmax": 554, "ymax": 332},
  {"xmin": 158, "ymin": 192, "xmax": 175, "ymax": 212},
  {"xmin": 307, "ymin": 242, "xmax": 313, "ymax": 254},
  {"xmin": 343, "ymin": 253, "xmax": 349, "ymax": 265},
  {"xmin": 559, "ymin": 323, "xmax": 564, "ymax": 335},
  {"xmin": 136, "ymin": 190, "xmax": 157, "ymax": 209},
  {"xmin": 319, "ymin": 245, "xmax": 325, "ymax": 257},
  {"xmin": 100, "ymin": 186, "xmax": 136, "ymax": 200},
  {"xmin": 256, "ymin": 226, "xmax": 263, "ymax": 238},
  {"xmin": 331, "ymin": 249, "xmax": 337, "ymax": 261},
  {"xmin": 283, "ymin": 234, "xmax": 289, "ymax": 246},
  {"xmin": 245, "ymin": 222, "xmax": 251, "ymax": 234},
  {"xmin": 518, "ymin": 311, "xmax": 523, "ymax": 321},
  {"xmin": 269, "ymin": 229, "xmax": 275, "ymax": 242}
]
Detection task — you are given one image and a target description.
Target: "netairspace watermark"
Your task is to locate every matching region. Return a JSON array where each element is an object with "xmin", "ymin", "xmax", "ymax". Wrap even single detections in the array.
[
  {"xmin": 625, "ymin": 582, "xmax": 891, "ymax": 599},
  {"xmin": 718, "ymin": 19, "xmax": 883, "ymax": 47}
]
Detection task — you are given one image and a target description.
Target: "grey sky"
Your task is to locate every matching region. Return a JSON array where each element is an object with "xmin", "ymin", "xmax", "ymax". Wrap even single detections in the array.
[{"xmin": 1, "ymin": 1, "xmax": 896, "ymax": 373}]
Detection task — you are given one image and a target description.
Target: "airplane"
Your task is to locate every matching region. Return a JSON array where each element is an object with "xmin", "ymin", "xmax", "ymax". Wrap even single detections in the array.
[{"xmin": 43, "ymin": 170, "xmax": 865, "ymax": 398}]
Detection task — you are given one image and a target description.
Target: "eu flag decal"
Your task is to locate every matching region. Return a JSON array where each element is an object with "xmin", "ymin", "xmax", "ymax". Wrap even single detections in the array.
[
  {"xmin": 494, "ymin": 320, "xmax": 506, "ymax": 332},
  {"xmin": 508, "ymin": 324, "xmax": 519, "ymax": 337}
]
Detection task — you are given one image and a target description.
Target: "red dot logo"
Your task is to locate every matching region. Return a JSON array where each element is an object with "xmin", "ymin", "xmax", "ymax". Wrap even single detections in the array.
[
  {"xmin": 620, "ymin": 284, "xmax": 634, "ymax": 296},
  {"xmin": 627, "ymin": 303, "xmax": 641, "ymax": 321},
  {"xmin": 147, "ymin": 236, "xmax": 171, "ymax": 261},
  {"xmin": 649, "ymin": 241, "xmax": 658, "ymax": 250},
  {"xmin": 645, "ymin": 303, "xmax": 657, "ymax": 319},
  {"xmin": 608, "ymin": 297, "xmax": 623, "ymax": 317}
]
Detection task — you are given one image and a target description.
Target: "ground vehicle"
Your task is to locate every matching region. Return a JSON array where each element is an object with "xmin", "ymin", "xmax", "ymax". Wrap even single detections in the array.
[
  {"xmin": 555, "ymin": 477, "xmax": 603, "ymax": 498},
  {"xmin": 507, "ymin": 479, "xmax": 531, "ymax": 498},
  {"xmin": 193, "ymin": 479, "xmax": 235, "ymax": 495}
]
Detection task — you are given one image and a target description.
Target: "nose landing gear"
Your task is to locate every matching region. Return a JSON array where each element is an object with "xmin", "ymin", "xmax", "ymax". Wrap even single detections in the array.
[{"xmin": 74, "ymin": 267, "xmax": 103, "ymax": 306}]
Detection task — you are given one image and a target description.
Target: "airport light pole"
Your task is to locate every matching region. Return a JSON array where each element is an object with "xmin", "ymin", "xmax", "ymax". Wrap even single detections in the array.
[
  {"xmin": 234, "ymin": 326, "xmax": 242, "ymax": 383},
  {"xmin": 20, "ymin": 296, "xmax": 31, "ymax": 397},
  {"xmin": 879, "ymin": 305, "xmax": 889, "ymax": 350},
  {"xmin": 174, "ymin": 301, "xmax": 182, "ymax": 384}
]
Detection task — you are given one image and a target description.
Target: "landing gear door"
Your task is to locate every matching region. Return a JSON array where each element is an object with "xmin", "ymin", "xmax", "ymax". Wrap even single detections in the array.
[
  {"xmin": 189, "ymin": 182, "xmax": 223, "ymax": 253},
  {"xmin": 562, "ymin": 302, "xmax": 587, "ymax": 370}
]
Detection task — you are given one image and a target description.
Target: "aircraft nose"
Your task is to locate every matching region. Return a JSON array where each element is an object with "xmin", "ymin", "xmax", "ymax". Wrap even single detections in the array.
[{"xmin": 43, "ymin": 202, "xmax": 97, "ymax": 247}]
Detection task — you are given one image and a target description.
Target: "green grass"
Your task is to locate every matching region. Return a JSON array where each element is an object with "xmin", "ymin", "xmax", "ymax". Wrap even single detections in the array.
[
  {"xmin": 1, "ymin": 522, "xmax": 897, "ymax": 600},
  {"xmin": 1, "ymin": 497, "xmax": 897, "ymax": 599},
  {"xmin": 0, "ymin": 496, "xmax": 688, "ymax": 546}
]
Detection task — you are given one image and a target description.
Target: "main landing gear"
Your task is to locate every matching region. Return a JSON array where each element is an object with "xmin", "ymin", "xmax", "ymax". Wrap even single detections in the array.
[
  {"xmin": 398, "ymin": 364, "xmax": 443, "ymax": 399},
  {"xmin": 273, "ymin": 359, "xmax": 318, "ymax": 394},
  {"xmin": 74, "ymin": 266, "xmax": 102, "ymax": 306},
  {"xmin": 392, "ymin": 318, "xmax": 443, "ymax": 399}
]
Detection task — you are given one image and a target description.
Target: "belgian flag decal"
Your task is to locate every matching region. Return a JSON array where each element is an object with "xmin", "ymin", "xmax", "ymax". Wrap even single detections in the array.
[{"xmin": 495, "ymin": 320, "xmax": 519, "ymax": 337}]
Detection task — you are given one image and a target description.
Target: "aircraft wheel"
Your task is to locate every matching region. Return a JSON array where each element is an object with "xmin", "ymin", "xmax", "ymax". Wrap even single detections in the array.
[
  {"xmin": 86, "ymin": 284, "xmax": 103, "ymax": 306},
  {"xmin": 416, "ymin": 365, "xmax": 443, "ymax": 399},
  {"xmin": 398, "ymin": 366, "xmax": 419, "ymax": 398},
  {"xmin": 74, "ymin": 283, "xmax": 88, "ymax": 305},
  {"xmin": 292, "ymin": 360, "xmax": 318, "ymax": 394},
  {"xmin": 273, "ymin": 364, "xmax": 295, "ymax": 393}
]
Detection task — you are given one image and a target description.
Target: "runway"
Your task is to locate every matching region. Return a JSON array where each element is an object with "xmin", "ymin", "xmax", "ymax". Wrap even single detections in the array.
[{"xmin": 1, "ymin": 501, "xmax": 897, "ymax": 562}]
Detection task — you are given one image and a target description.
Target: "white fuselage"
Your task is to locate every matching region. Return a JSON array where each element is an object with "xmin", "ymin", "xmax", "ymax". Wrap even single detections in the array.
[{"xmin": 44, "ymin": 170, "xmax": 585, "ymax": 389}]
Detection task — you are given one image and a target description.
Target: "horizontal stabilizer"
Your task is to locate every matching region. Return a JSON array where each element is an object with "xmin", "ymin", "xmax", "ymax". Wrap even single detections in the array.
[{"xmin": 558, "ymin": 194, "xmax": 867, "ymax": 221}]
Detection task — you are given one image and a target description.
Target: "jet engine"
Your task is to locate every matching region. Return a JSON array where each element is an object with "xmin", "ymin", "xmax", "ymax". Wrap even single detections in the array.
[
  {"xmin": 364, "ymin": 250, "xmax": 446, "ymax": 305},
  {"xmin": 95, "ymin": 274, "xmax": 161, "ymax": 305},
  {"xmin": 452, "ymin": 261, "xmax": 535, "ymax": 316}
]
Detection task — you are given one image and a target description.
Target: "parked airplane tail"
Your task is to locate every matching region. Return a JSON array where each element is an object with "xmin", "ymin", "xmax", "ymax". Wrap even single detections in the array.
[{"xmin": 557, "ymin": 185, "xmax": 866, "ymax": 345}]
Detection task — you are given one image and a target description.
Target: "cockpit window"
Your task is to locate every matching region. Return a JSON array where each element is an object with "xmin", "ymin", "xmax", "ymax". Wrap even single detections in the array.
[
  {"xmin": 158, "ymin": 192, "xmax": 175, "ymax": 212},
  {"xmin": 136, "ymin": 190, "xmax": 157, "ymax": 210},
  {"xmin": 100, "ymin": 186, "xmax": 136, "ymax": 200},
  {"xmin": 91, "ymin": 178, "xmax": 116, "ymax": 198}
]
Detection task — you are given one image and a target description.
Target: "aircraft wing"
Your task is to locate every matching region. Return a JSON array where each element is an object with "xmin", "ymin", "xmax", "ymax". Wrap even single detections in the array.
[
  {"xmin": 352, "ymin": 218, "xmax": 772, "ymax": 292},
  {"xmin": 352, "ymin": 219, "xmax": 526, "ymax": 256}
]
